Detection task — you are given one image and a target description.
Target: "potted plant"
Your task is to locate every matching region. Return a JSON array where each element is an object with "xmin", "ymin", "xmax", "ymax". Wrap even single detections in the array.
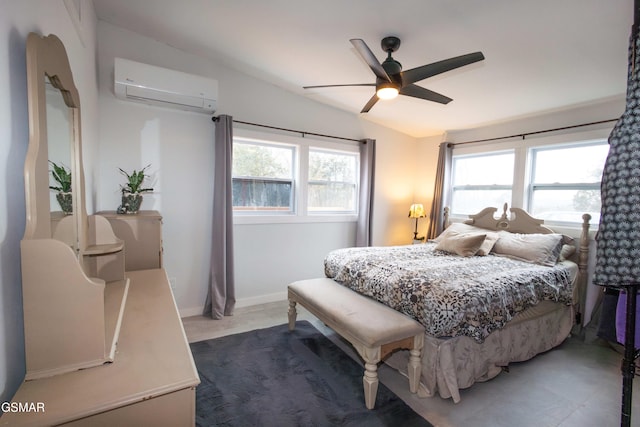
[
  {"xmin": 118, "ymin": 165, "xmax": 153, "ymax": 214},
  {"xmin": 49, "ymin": 161, "xmax": 72, "ymax": 214}
]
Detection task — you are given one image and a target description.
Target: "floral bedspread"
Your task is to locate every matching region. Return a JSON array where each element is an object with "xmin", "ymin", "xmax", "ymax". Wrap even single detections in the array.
[{"xmin": 324, "ymin": 243, "xmax": 575, "ymax": 343}]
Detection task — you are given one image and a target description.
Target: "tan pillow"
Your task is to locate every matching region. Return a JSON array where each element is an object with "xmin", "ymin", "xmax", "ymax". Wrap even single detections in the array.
[
  {"xmin": 559, "ymin": 244, "xmax": 576, "ymax": 261},
  {"xmin": 432, "ymin": 223, "xmax": 498, "ymax": 256},
  {"xmin": 476, "ymin": 232, "xmax": 500, "ymax": 256},
  {"xmin": 434, "ymin": 232, "xmax": 487, "ymax": 257},
  {"xmin": 432, "ymin": 222, "xmax": 489, "ymax": 242},
  {"xmin": 492, "ymin": 231, "xmax": 563, "ymax": 267}
]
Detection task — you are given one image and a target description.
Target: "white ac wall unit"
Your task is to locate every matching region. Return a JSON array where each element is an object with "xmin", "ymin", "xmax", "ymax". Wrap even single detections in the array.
[{"xmin": 114, "ymin": 58, "xmax": 217, "ymax": 113}]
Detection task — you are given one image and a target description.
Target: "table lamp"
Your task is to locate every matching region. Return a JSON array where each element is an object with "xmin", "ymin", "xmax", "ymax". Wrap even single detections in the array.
[{"xmin": 408, "ymin": 204, "xmax": 425, "ymax": 241}]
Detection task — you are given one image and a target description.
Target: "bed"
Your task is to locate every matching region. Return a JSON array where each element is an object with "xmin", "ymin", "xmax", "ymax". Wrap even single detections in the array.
[{"xmin": 323, "ymin": 204, "xmax": 591, "ymax": 402}]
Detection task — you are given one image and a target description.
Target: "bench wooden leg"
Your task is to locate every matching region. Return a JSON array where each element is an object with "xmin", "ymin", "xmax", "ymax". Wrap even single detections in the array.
[
  {"xmin": 356, "ymin": 346, "xmax": 382, "ymax": 409},
  {"xmin": 288, "ymin": 299, "xmax": 297, "ymax": 331},
  {"xmin": 363, "ymin": 362, "xmax": 379, "ymax": 410},
  {"xmin": 407, "ymin": 334, "xmax": 424, "ymax": 394},
  {"xmin": 408, "ymin": 348, "xmax": 421, "ymax": 393}
]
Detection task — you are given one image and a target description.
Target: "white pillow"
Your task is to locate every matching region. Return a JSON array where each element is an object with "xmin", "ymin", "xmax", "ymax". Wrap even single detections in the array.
[
  {"xmin": 434, "ymin": 232, "xmax": 487, "ymax": 257},
  {"xmin": 492, "ymin": 231, "xmax": 563, "ymax": 267}
]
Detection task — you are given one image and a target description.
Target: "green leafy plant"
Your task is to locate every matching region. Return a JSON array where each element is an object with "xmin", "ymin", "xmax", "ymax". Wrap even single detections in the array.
[
  {"xmin": 49, "ymin": 161, "xmax": 72, "ymax": 193},
  {"xmin": 119, "ymin": 165, "xmax": 154, "ymax": 194}
]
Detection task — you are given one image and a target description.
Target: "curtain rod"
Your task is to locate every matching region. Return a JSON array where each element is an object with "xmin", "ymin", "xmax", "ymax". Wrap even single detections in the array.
[
  {"xmin": 212, "ymin": 116, "xmax": 362, "ymax": 143},
  {"xmin": 450, "ymin": 118, "xmax": 619, "ymax": 146}
]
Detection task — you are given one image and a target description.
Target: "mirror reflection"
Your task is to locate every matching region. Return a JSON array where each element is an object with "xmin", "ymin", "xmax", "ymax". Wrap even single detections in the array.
[{"xmin": 45, "ymin": 77, "xmax": 76, "ymax": 248}]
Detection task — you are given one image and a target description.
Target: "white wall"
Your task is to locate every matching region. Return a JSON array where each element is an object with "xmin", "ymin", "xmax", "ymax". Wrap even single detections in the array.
[
  {"xmin": 0, "ymin": 0, "xmax": 99, "ymax": 405},
  {"xmin": 95, "ymin": 22, "xmax": 421, "ymax": 316},
  {"xmin": 445, "ymin": 97, "xmax": 624, "ymax": 144}
]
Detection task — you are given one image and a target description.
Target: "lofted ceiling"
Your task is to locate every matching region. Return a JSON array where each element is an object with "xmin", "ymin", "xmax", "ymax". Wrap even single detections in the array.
[{"xmin": 93, "ymin": 0, "xmax": 632, "ymax": 138}]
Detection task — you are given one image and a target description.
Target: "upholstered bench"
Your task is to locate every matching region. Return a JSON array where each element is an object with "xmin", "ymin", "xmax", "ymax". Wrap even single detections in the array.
[{"xmin": 287, "ymin": 278, "xmax": 425, "ymax": 409}]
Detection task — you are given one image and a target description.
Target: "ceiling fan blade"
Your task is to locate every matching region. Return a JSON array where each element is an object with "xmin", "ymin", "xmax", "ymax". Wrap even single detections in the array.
[
  {"xmin": 303, "ymin": 83, "xmax": 375, "ymax": 89},
  {"xmin": 350, "ymin": 38, "xmax": 391, "ymax": 82},
  {"xmin": 402, "ymin": 52, "xmax": 485, "ymax": 85},
  {"xmin": 399, "ymin": 84, "xmax": 452, "ymax": 104},
  {"xmin": 360, "ymin": 94, "xmax": 379, "ymax": 113}
]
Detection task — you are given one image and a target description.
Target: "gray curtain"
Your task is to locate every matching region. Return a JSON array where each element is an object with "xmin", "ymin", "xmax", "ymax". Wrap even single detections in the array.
[
  {"xmin": 426, "ymin": 142, "xmax": 452, "ymax": 239},
  {"xmin": 355, "ymin": 138, "xmax": 376, "ymax": 247},
  {"xmin": 204, "ymin": 115, "xmax": 236, "ymax": 319}
]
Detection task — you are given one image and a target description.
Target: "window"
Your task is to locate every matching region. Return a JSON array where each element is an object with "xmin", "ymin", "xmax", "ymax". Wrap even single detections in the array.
[
  {"xmin": 448, "ymin": 134, "xmax": 609, "ymax": 227},
  {"xmin": 308, "ymin": 149, "xmax": 358, "ymax": 214},
  {"xmin": 529, "ymin": 142, "xmax": 609, "ymax": 224},
  {"xmin": 231, "ymin": 131, "xmax": 360, "ymax": 223},
  {"xmin": 232, "ymin": 140, "xmax": 295, "ymax": 213},
  {"xmin": 450, "ymin": 151, "xmax": 514, "ymax": 216}
]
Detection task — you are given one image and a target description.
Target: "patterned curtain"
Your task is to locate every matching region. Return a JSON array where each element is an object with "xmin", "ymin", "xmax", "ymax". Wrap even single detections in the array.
[
  {"xmin": 426, "ymin": 142, "xmax": 452, "ymax": 240},
  {"xmin": 593, "ymin": 26, "xmax": 640, "ymax": 426},
  {"xmin": 594, "ymin": 35, "xmax": 640, "ymax": 288},
  {"xmin": 204, "ymin": 115, "xmax": 236, "ymax": 319}
]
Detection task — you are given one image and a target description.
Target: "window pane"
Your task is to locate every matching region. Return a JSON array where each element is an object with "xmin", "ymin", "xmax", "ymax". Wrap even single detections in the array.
[
  {"xmin": 308, "ymin": 150, "xmax": 358, "ymax": 213},
  {"xmin": 232, "ymin": 141, "xmax": 294, "ymax": 212},
  {"xmin": 451, "ymin": 152, "xmax": 514, "ymax": 215},
  {"xmin": 451, "ymin": 189, "xmax": 513, "ymax": 216},
  {"xmin": 309, "ymin": 150, "xmax": 356, "ymax": 181},
  {"xmin": 531, "ymin": 189, "xmax": 601, "ymax": 224},
  {"xmin": 232, "ymin": 178, "xmax": 292, "ymax": 211},
  {"xmin": 532, "ymin": 144, "xmax": 608, "ymax": 184},
  {"xmin": 308, "ymin": 182, "xmax": 356, "ymax": 212},
  {"xmin": 233, "ymin": 142, "xmax": 292, "ymax": 179},
  {"xmin": 452, "ymin": 152, "xmax": 514, "ymax": 186},
  {"xmin": 530, "ymin": 142, "xmax": 607, "ymax": 224}
]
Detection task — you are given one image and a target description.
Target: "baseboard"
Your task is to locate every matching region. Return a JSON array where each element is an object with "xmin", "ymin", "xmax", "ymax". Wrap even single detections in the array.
[
  {"xmin": 179, "ymin": 306, "xmax": 205, "ymax": 318},
  {"xmin": 235, "ymin": 291, "xmax": 287, "ymax": 308},
  {"xmin": 178, "ymin": 291, "xmax": 287, "ymax": 318}
]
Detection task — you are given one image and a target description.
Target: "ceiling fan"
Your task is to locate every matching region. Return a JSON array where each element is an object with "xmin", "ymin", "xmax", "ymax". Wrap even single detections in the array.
[{"xmin": 303, "ymin": 36, "xmax": 485, "ymax": 113}]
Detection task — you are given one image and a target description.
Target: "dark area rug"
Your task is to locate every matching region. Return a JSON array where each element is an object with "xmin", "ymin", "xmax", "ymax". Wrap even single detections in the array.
[{"xmin": 190, "ymin": 321, "xmax": 432, "ymax": 427}]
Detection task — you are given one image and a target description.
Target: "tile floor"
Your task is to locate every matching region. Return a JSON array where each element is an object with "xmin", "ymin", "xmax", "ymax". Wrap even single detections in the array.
[{"xmin": 182, "ymin": 300, "xmax": 640, "ymax": 427}]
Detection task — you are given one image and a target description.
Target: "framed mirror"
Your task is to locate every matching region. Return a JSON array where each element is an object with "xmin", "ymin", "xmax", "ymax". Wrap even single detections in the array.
[
  {"xmin": 24, "ymin": 33, "xmax": 86, "ymax": 253},
  {"xmin": 20, "ymin": 33, "xmax": 126, "ymax": 380}
]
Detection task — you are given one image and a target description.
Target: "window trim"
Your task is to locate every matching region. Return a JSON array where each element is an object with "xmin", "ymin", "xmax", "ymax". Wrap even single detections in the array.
[
  {"xmin": 307, "ymin": 147, "xmax": 359, "ymax": 215},
  {"xmin": 232, "ymin": 129, "xmax": 360, "ymax": 225},
  {"xmin": 232, "ymin": 139, "xmax": 297, "ymax": 215},
  {"xmin": 526, "ymin": 140, "xmax": 607, "ymax": 226},
  {"xmin": 447, "ymin": 127, "xmax": 610, "ymax": 230},
  {"xmin": 449, "ymin": 149, "xmax": 515, "ymax": 217}
]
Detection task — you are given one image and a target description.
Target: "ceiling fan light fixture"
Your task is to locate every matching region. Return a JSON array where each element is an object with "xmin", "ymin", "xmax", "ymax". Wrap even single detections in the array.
[
  {"xmin": 303, "ymin": 37, "xmax": 485, "ymax": 113},
  {"xmin": 376, "ymin": 84, "xmax": 399, "ymax": 100}
]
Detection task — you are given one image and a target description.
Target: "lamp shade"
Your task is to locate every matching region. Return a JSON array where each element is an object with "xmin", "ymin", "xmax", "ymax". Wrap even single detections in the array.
[{"xmin": 408, "ymin": 203, "xmax": 425, "ymax": 219}]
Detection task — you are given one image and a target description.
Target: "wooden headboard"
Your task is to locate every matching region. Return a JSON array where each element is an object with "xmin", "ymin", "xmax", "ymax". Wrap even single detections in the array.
[
  {"xmin": 445, "ymin": 203, "xmax": 592, "ymax": 328},
  {"xmin": 465, "ymin": 203, "xmax": 555, "ymax": 234}
]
